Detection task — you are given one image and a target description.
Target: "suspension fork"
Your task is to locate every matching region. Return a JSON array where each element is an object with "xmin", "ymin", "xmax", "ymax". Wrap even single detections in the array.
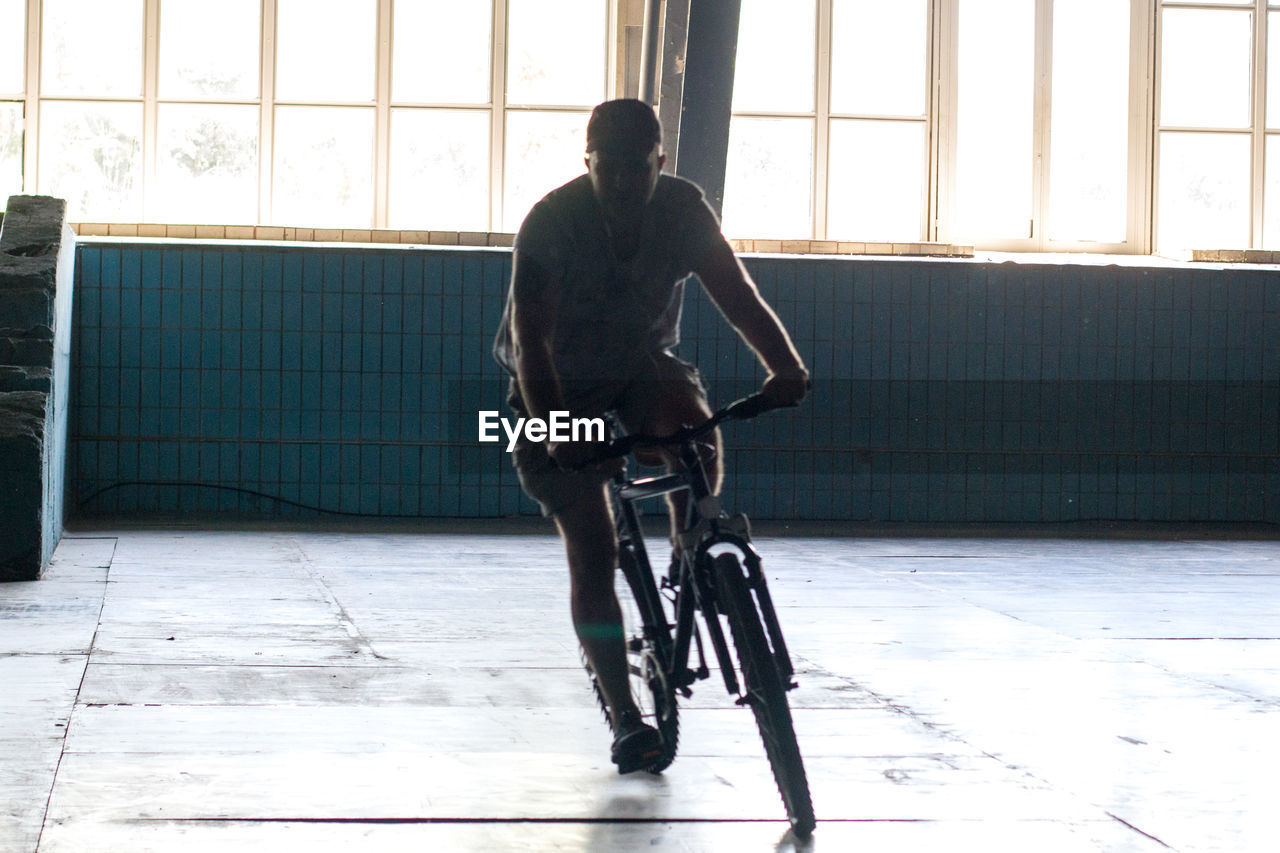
[
  {"xmin": 736, "ymin": 536, "xmax": 797, "ymax": 684},
  {"xmin": 685, "ymin": 546, "xmax": 741, "ymax": 696}
]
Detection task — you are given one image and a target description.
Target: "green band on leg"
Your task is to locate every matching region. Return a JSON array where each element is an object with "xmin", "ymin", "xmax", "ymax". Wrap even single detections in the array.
[{"xmin": 576, "ymin": 621, "xmax": 625, "ymax": 640}]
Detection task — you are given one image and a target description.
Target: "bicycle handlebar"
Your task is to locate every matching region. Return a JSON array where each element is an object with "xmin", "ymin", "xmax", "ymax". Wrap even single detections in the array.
[{"xmin": 589, "ymin": 392, "xmax": 794, "ymax": 464}]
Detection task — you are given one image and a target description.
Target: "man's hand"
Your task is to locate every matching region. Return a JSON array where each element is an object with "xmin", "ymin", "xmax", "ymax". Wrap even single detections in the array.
[
  {"xmin": 761, "ymin": 366, "xmax": 810, "ymax": 408},
  {"xmin": 548, "ymin": 440, "xmax": 624, "ymax": 475}
]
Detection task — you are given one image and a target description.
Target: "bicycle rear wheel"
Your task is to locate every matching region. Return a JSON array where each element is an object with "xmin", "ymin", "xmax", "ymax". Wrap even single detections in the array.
[
  {"xmin": 585, "ymin": 546, "xmax": 679, "ymax": 773},
  {"xmin": 712, "ymin": 552, "xmax": 815, "ymax": 836}
]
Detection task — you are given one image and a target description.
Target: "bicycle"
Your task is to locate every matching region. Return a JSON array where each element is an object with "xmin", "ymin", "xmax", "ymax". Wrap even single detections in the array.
[{"xmin": 582, "ymin": 392, "xmax": 816, "ymax": 837}]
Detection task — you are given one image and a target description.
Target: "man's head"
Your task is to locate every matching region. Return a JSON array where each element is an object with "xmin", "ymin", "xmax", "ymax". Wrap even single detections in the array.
[{"xmin": 585, "ymin": 99, "xmax": 666, "ymax": 221}]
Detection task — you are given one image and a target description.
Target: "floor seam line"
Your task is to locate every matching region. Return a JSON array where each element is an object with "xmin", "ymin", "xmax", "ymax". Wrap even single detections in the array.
[{"xmin": 34, "ymin": 536, "xmax": 118, "ymax": 852}]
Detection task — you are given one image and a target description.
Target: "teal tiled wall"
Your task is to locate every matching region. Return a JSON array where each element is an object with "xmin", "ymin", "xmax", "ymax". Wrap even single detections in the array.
[{"xmin": 69, "ymin": 243, "xmax": 1280, "ymax": 522}]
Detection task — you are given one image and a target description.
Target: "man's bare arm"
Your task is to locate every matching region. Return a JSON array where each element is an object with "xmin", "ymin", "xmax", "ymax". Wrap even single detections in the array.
[
  {"xmin": 509, "ymin": 251, "xmax": 565, "ymax": 423},
  {"xmin": 693, "ymin": 240, "xmax": 810, "ymax": 403}
]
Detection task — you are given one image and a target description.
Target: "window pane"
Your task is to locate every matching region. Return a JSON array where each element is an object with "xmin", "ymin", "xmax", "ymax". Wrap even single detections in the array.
[
  {"xmin": 503, "ymin": 111, "xmax": 588, "ymax": 232},
  {"xmin": 733, "ymin": 0, "xmax": 815, "ymax": 113},
  {"xmin": 830, "ymin": 0, "xmax": 927, "ymax": 117},
  {"xmin": 159, "ymin": 0, "xmax": 260, "ymax": 99},
  {"xmin": 1048, "ymin": 0, "xmax": 1129, "ymax": 243},
  {"xmin": 276, "ymin": 0, "xmax": 376, "ymax": 102},
  {"xmin": 826, "ymin": 119, "xmax": 923, "ymax": 242},
  {"xmin": 1266, "ymin": 136, "xmax": 1280, "ymax": 249},
  {"xmin": 393, "ymin": 0, "xmax": 491, "ymax": 104},
  {"xmin": 506, "ymin": 0, "xmax": 606, "ymax": 107},
  {"xmin": 1160, "ymin": 8, "xmax": 1251, "ymax": 129},
  {"xmin": 38, "ymin": 101, "xmax": 142, "ymax": 221},
  {"xmin": 954, "ymin": 0, "xmax": 1034, "ymax": 240},
  {"xmin": 155, "ymin": 104, "xmax": 258, "ymax": 224},
  {"xmin": 1269, "ymin": 12, "xmax": 1280, "ymax": 129},
  {"xmin": 42, "ymin": 0, "xmax": 143, "ymax": 97},
  {"xmin": 722, "ymin": 117, "xmax": 813, "ymax": 239},
  {"xmin": 1, "ymin": 102, "xmax": 21, "ymax": 200},
  {"xmin": 389, "ymin": 109, "xmax": 489, "ymax": 230},
  {"xmin": 1157, "ymin": 132, "xmax": 1249, "ymax": 251},
  {"xmin": 0, "ymin": 0, "xmax": 23, "ymax": 95},
  {"xmin": 272, "ymin": 106, "xmax": 374, "ymax": 226}
]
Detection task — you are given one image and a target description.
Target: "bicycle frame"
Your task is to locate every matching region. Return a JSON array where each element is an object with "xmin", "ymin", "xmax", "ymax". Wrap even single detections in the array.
[{"xmin": 608, "ymin": 418, "xmax": 797, "ymax": 700}]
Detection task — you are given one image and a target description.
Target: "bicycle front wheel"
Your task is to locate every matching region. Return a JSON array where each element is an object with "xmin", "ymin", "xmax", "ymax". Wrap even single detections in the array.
[{"xmin": 712, "ymin": 552, "xmax": 815, "ymax": 836}]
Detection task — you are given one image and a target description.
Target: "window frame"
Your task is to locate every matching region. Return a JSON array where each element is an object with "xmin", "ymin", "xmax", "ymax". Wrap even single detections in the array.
[
  {"xmin": 14, "ymin": 0, "xmax": 617, "ymax": 227},
  {"xmin": 726, "ymin": 0, "xmax": 935, "ymax": 243},
  {"xmin": 9, "ymin": 0, "xmax": 1277, "ymax": 255},
  {"xmin": 1151, "ymin": 0, "xmax": 1274, "ymax": 253},
  {"xmin": 933, "ymin": 0, "xmax": 1155, "ymax": 254}
]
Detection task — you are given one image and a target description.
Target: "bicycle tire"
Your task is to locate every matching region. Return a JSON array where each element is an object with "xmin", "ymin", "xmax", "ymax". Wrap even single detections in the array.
[
  {"xmin": 584, "ymin": 547, "xmax": 679, "ymax": 773},
  {"xmin": 712, "ymin": 552, "xmax": 815, "ymax": 836}
]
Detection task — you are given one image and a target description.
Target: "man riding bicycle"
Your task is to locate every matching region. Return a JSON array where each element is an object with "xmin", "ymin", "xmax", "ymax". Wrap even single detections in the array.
[{"xmin": 492, "ymin": 98, "xmax": 809, "ymax": 773}]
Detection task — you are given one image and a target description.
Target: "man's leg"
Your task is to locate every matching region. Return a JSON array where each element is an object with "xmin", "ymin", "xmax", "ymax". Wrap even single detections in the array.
[
  {"xmin": 620, "ymin": 355, "xmax": 721, "ymax": 545},
  {"xmin": 552, "ymin": 484, "xmax": 638, "ymax": 726},
  {"xmin": 638, "ymin": 390, "xmax": 721, "ymax": 545}
]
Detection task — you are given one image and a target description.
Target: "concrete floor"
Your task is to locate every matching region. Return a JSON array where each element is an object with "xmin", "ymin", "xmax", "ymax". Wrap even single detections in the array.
[{"xmin": 2, "ymin": 525, "xmax": 1277, "ymax": 852}]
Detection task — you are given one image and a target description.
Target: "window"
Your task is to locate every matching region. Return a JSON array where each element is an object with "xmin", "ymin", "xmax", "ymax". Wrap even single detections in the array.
[
  {"xmin": 388, "ymin": 0, "xmax": 492, "ymax": 230},
  {"xmin": 503, "ymin": 0, "xmax": 609, "ymax": 231},
  {"xmin": 941, "ymin": 0, "xmax": 1137, "ymax": 250},
  {"xmin": 16, "ymin": 0, "xmax": 609, "ymax": 227},
  {"xmin": 1155, "ymin": 1, "xmax": 1264, "ymax": 253},
  {"xmin": 0, "ymin": 0, "xmax": 23, "ymax": 205},
  {"xmin": 724, "ymin": 0, "xmax": 931, "ymax": 242},
  {"xmin": 827, "ymin": 0, "xmax": 929, "ymax": 242},
  {"xmin": 10, "ymin": 0, "xmax": 1280, "ymax": 253},
  {"xmin": 722, "ymin": 0, "xmax": 816, "ymax": 240},
  {"xmin": 156, "ymin": 0, "xmax": 261, "ymax": 224},
  {"xmin": 726, "ymin": 0, "xmax": 1143, "ymax": 251}
]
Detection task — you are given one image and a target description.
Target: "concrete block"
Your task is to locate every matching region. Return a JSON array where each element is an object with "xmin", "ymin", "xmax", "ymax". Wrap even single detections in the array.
[
  {"xmin": 0, "ymin": 391, "xmax": 47, "ymax": 582},
  {"xmin": 0, "ymin": 195, "xmax": 75, "ymax": 582},
  {"xmin": 0, "ymin": 365, "xmax": 53, "ymax": 392}
]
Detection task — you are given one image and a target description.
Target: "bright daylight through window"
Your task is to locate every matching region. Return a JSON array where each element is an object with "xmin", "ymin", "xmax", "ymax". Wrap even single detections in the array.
[
  {"xmin": 12, "ymin": 0, "xmax": 610, "ymax": 230},
  {"xmin": 1, "ymin": 0, "xmax": 23, "ymax": 203},
  {"xmin": 3, "ymin": 1, "xmax": 1280, "ymax": 256}
]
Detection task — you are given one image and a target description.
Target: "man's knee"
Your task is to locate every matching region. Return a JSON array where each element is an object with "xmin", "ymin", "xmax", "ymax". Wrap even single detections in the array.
[{"xmin": 554, "ymin": 489, "xmax": 618, "ymax": 583}]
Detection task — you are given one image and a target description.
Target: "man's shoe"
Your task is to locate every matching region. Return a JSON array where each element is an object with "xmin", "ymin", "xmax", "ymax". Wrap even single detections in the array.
[{"xmin": 611, "ymin": 709, "xmax": 663, "ymax": 774}]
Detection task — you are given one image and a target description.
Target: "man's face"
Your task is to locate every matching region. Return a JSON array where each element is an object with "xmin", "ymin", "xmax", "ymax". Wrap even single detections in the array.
[{"xmin": 586, "ymin": 144, "xmax": 665, "ymax": 221}]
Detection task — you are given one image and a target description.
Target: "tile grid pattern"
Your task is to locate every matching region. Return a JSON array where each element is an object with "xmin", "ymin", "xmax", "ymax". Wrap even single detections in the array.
[{"xmin": 69, "ymin": 244, "xmax": 1280, "ymax": 522}]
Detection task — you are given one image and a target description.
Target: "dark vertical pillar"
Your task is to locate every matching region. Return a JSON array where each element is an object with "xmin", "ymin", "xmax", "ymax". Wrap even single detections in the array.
[
  {"xmin": 672, "ymin": 0, "xmax": 742, "ymax": 218},
  {"xmin": 658, "ymin": 0, "xmax": 690, "ymax": 164},
  {"xmin": 0, "ymin": 196, "xmax": 75, "ymax": 581}
]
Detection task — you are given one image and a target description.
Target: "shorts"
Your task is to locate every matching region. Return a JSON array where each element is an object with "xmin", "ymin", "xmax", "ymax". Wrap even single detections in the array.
[{"xmin": 507, "ymin": 350, "xmax": 706, "ymax": 517}]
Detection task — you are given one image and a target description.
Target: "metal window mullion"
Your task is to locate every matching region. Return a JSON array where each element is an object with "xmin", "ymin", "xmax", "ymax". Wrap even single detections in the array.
[
  {"xmin": 1252, "ymin": 0, "xmax": 1267, "ymax": 246},
  {"xmin": 933, "ymin": 0, "xmax": 958, "ymax": 243},
  {"xmin": 1031, "ymin": 0, "xmax": 1052, "ymax": 249},
  {"xmin": 374, "ymin": 0, "xmax": 392, "ymax": 228},
  {"xmin": 259, "ymin": 0, "xmax": 277, "ymax": 225},
  {"xmin": 143, "ymin": 0, "xmax": 160, "ymax": 222},
  {"xmin": 1128, "ymin": 0, "xmax": 1155, "ymax": 254},
  {"xmin": 22, "ymin": 0, "xmax": 39, "ymax": 193},
  {"xmin": 922, "ymin": 0, "xmax": 937, "ymax": 242},
  {"xmin": 1163, "ymin": 1, "xmax": 1259, "ymax": 9},
  {"xmin": 607, "ymin": 0, "xmax": 620, "ymax": 99},
  {"xmin": 491, "ymin": 0, "xmax": 507, "ymax": 232},
  {"xmin": 814, "ymin": 0, "xmax": 831, "ymax": 241}
]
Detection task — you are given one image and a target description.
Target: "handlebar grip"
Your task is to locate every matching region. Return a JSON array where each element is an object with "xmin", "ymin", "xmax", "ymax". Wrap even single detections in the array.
[{"xmin": 723, "ymin": 392, "xmax": 782, "ymax": 421}]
